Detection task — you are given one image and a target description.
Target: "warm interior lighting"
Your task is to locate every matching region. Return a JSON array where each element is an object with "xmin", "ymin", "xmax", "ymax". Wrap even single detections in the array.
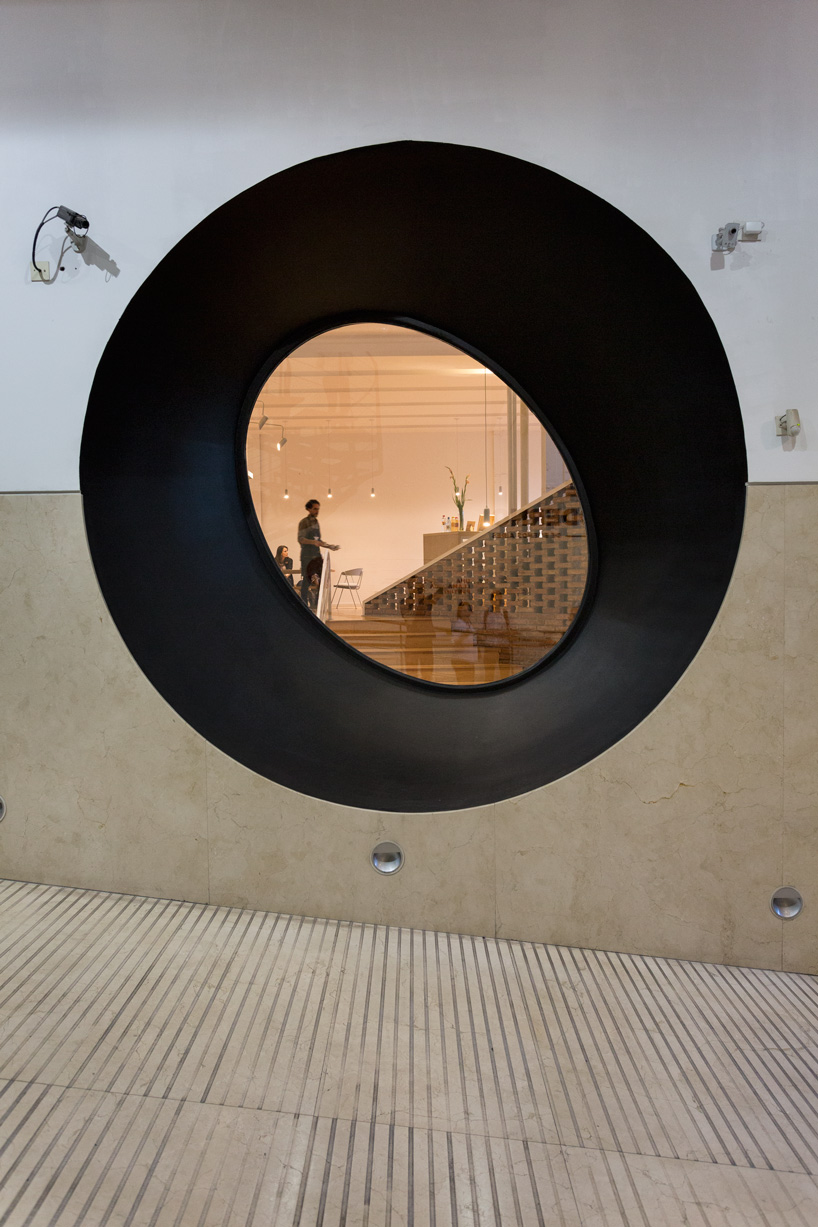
[
  {"xmin": 247, "ymin": 470, "xmax": 254, "ymax": 479},
  {"xmin": 244, "ymin": 321, "xmax": 587, "ymax": 688}
]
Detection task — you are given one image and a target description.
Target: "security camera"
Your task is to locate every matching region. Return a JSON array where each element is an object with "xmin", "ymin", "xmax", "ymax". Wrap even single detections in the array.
[
  {"xmin": 56, "ymin": 206, "xmax": 89, "ymax": 230},
  {"xmin": 711, "ymin": 222, "xmax": 743, "ymax": 253},
  {"xmin": 31, "ymin": 204, "xmax": 91, "ymax": 279},
  {"xmin": 711, "ymin": 219, "xmax": 765, "ymax": 253}
]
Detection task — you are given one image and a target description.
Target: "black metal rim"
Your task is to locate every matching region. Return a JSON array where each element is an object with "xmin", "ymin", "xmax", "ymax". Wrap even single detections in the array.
[
  {"xmin": 80, "ymin": 141, "xmax": 747, "ymax": 812},
  {"xmin": 234, "ymin": 309, "xmax": 598, "ymax": 691}
]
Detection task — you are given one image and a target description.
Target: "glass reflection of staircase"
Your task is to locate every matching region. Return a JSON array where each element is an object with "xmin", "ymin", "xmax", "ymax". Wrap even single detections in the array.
[
  {"xmin": 327, "ymin": 483, "xmax": 589, "ymax": 685},
  {"xmin": 327, "ymin": 616, "xmax": 514, "ymax": 684}
]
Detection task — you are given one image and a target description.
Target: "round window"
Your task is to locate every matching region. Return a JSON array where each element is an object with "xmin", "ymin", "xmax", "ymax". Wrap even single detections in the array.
[
  {"xmin": 81, "ymin": 141, "xmax": 746, "ymax": 811},
  {"xmin": 245, "ymin": 322, "xmax": 588, "ymax": 686}
]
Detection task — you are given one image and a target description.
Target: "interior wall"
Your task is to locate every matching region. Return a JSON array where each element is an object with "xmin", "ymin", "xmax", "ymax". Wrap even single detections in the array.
[
  {"xmin": 249, "ymin": 422, "xmax": 545, "ymax": 603},
  {"xmin": 0, "ymin": 484, "xmax": 814, "ymax": 972},
  {"xmin": 1, "ymin": 0, "xmax": 817, "ymax": 491},
  {"xmin": 243, "ymin": 327, "xmax": 548, "ymax": 602},
  {"xmin": 256, "ymin": 422, "xmax": 491, "ymax": 602}
]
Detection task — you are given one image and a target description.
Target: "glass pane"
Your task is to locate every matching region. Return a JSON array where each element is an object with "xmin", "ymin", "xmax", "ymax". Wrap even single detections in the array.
[{"xmin": 245, "ymin": 323, "xmax": 588, "ymax": 685}]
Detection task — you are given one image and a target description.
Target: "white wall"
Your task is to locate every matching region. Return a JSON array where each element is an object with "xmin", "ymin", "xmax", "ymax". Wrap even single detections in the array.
[
  {"xmin": 2, "ymin": 0, "xmax": 817, "ymax": 491},
  {"xmin": 250, "ymin": 421, "xmax": 536, "ymax": 604}
]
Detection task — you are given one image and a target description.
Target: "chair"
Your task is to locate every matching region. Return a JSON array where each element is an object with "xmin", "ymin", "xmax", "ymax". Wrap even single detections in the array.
[{"xmin": 333, "ymin": 568, "xmax": 364, "ymax": 608}]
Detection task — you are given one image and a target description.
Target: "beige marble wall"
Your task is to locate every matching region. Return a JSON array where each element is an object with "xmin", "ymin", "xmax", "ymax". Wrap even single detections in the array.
[{"xmin": 0, "ymin": 487, "xmax": 815, "ymax": 970}]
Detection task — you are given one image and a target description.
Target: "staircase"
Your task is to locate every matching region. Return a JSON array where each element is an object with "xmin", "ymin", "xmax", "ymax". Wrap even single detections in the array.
[{"xmin": 327, "ymin": 483, "xmax": 589, "ymax": 682}]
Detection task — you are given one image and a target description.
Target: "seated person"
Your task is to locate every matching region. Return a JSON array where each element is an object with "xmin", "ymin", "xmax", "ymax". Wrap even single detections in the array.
[{"xmin": 275, "ymin": 544, "xmax": 295, "ymax": 586}]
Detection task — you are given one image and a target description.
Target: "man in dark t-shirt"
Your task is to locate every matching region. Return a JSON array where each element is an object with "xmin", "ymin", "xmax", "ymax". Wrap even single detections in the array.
[{"xmin": 297, "ymin": 499, "xmax": 339, "ymax": 605}]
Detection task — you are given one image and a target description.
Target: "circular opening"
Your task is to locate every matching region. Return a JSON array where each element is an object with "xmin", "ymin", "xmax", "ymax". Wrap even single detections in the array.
[
  {"xmin": 80, "ymin": 141, "xmax": 747, "ymax": 811},
  {"xmin": 371, "ymin": 840, "xmax": 404, "ymax": 874},
  {"xmin": 770, "ymin": 886, "xmax": 803, "ymax": 919},
  {"xmin": 0, "ymin": 796, "xmax": 5, "ymax": 823},
  {"xmin": 244, "ymin": 322, "xmax": 588, "ymax": 687}
]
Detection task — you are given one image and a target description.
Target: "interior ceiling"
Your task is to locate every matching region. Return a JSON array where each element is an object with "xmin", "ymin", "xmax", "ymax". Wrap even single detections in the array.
[{"xmin": 251, "ymin": 323, "xmax": 537, "ymax": 434}]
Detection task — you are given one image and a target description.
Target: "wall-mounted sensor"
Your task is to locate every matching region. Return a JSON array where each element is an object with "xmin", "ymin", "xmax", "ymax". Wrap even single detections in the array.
[
  {"xmin": 776, "ymin": 409, "xmax": 801, "ymax": 437},
  {"xmin": 711, "ymin": 220, "xmax": 764, "ymax": 252}
]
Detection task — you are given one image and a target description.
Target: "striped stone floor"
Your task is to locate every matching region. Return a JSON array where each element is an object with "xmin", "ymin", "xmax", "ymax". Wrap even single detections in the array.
[{"xmin": 1, "ymin": 878, "xmax": 818, "ymax": 1224}]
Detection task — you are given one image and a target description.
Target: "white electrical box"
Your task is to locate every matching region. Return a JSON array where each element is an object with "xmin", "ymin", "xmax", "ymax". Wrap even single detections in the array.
[{"xmin": 30, "ymin": 261, "xmax": 50, "ymax": 282}]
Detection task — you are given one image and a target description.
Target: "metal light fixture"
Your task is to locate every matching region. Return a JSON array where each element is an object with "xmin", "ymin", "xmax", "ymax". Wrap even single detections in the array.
[
  {"xmin": 482, "ymin": 506, "xmax": 491, "ymax": 527},
  {"xmin": 370, "ymin": 488, "xmax": 376, "ymax": 498},
  {"xmin": 371, "ymin": 841, "xmax": 404, "ymax": 874},
  {"xmin": 259, "ymin": 416, "xmax": 287, "ymax": 450},
  {"xmin": 283, "ymin": 488, "xmax": 289, "ymax": 499},
  {"xmin": 770, "ymin": 887, "xmax": 803, "ymax": 919}
]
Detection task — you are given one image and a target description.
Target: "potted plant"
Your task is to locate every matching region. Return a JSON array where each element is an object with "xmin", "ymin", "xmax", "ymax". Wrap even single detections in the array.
[{"xmin": 446, "ymin": 467, "xmax": 470, "ymax": 531}]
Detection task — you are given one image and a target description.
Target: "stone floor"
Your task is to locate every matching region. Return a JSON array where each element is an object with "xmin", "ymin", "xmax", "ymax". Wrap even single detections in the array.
[{"xmin": 1, "ymin": 878, "xmax": 818, "ymax": 1225}]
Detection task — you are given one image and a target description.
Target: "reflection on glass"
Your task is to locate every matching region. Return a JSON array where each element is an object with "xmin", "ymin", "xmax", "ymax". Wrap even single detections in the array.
[{"xmin": 246, "ymin": 323, "xmax": 588, "ymax": 685}]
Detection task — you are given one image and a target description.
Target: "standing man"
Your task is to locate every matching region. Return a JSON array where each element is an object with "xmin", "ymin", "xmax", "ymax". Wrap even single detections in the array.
[{"xmin": 297, "ymin": 499, "xmax": 339, "ymax": 606}]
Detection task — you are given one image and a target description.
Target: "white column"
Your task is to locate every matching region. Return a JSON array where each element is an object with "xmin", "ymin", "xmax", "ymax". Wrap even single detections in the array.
[
  {"xmin": 540, "ymin": 421, "xmax": 548, "ymax": 496},
  {"xmin": 506, "ymin": 389, "xmax": 518, "ymax": 514},
  {"xmin": 519, "ymin": 402, "xmax": 529, "ymax": 507}
]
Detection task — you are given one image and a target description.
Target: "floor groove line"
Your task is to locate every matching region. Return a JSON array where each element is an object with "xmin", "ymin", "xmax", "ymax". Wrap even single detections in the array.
[{"xmin": 3, "ymin": 880, "xmax": 818, "ymax": 1225}]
